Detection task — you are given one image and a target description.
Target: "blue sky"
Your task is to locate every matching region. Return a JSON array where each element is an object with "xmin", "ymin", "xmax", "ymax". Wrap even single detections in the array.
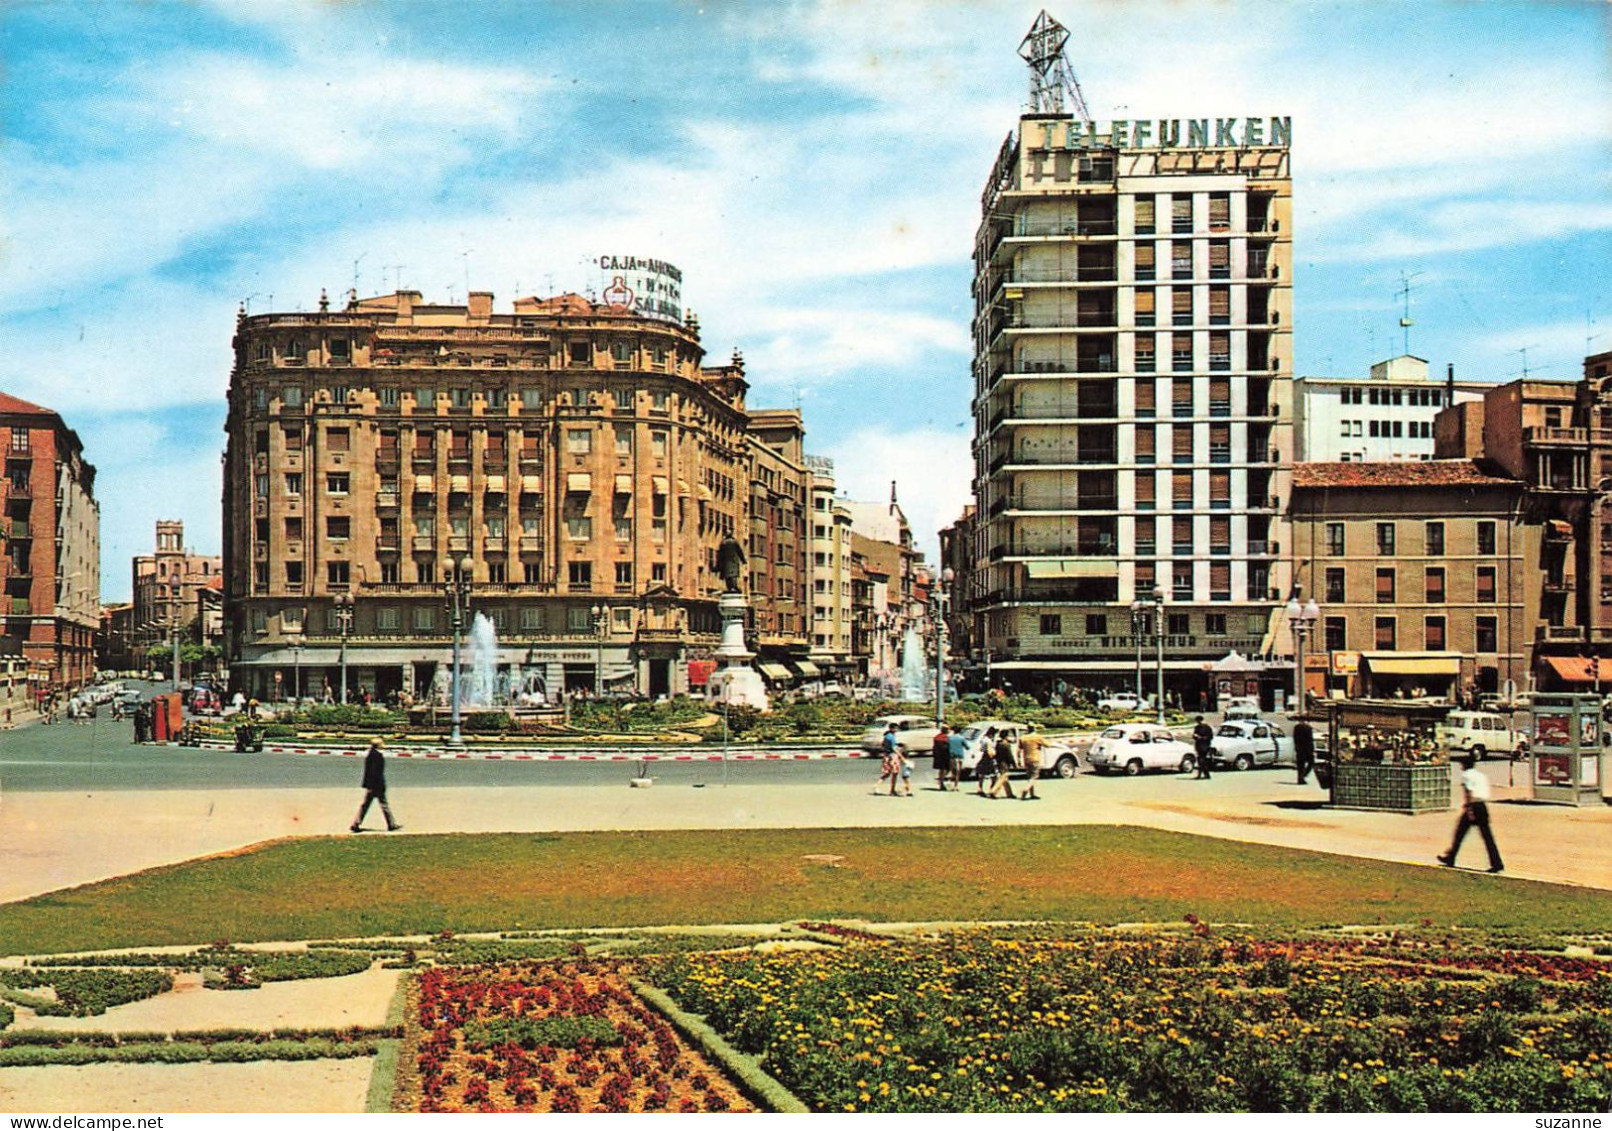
[{"xmin": 2, "ymin": 0, "xmax": 1608, "ymax": 602}]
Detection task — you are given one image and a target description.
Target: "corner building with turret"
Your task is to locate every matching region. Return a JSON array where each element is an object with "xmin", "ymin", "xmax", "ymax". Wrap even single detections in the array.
[
  {"xmin": 222, "ymin": 289, "xmax": 761, "ymax": 702},
  {"xmin": 970, "ymin": 113, "xmax": 1295, "ymax": 702}
]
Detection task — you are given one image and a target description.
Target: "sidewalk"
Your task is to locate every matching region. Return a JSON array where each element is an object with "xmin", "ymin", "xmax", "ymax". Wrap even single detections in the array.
[{"xmin": 2, "ymin": 768, "xmax": 1608, "ymax": 905}]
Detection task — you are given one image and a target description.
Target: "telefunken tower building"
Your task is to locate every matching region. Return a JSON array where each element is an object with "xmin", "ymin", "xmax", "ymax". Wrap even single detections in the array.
[{"xmin": 970, "ymin": 11, "xmax": 1294, "ymax": 702}]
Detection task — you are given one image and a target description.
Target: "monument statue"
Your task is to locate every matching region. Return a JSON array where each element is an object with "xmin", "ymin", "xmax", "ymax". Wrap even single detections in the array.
[{"xmin": 717, "ymin": 533, "xmax": 747, "ymax": 594}]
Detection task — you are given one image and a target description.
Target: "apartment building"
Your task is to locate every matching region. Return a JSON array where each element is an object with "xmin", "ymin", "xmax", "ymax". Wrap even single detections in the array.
[
  {"xmin": 805, "ymin": 454, "xmax": 855, "ymax": 676},
  {"xmin": 745, "ymin": 408, "xmax": 813, "ymax": 681},
  {"xmin": 0, "ymin": 391, "xmax": 100, "ymax": 693},
  {"xmin": 132, "ymin": 520, "xmax": 222, "ymax": 656},
  {"xmin": 1295, "ymin": 355, "xmax": 1489, "ymax": 462},
  {"xmin": 1289, "ymin": 461, "xmax": 1531, "ymax": 701},
  {"xmin": 970, "ymin": 104, "xmax": 1293, "ymax": 699},
  {"xmin": 223, "ymin": 289, "xmax": 755, "ymax": 701}
]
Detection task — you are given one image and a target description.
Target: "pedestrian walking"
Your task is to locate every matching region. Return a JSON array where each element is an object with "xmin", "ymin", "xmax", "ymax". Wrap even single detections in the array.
[
  {"xmin": 1439, "ymin": 753, "xmax": 1503, "ymax": 873},
  {"xmin": 932, "ymin": 725, "xmax": 953, "ymax": 791},
  {"xmin": 1018, "ymin": 725, "xmax": 1046, "ymax": 800},
  {"xmin": 896, "ymin": 746, "xmax": 914, "ymax": 796},
  {"xmin": 351, "ymin": 736, "xmax": 402, "ymax": 833},
  {"xmin": 1294, "ymin": 718, "xmax": 1316, "ymax": 785},
  {"xmin": 874, "ymin": 724, "xmax": 900, "ymax": 795},
  {"xmin": 1192, "ymin": 716, "xmax": 1215, "ymax": 779},
  {"xmin": 947, "ymin": 727, "xmax": 967, "ymax": 791},
  {"xmin": 988, "ymin": 732, "xmax": 1017, "ymax": 799},
  {"xmin": 132, "ymin": 703, "xmax": 149, "ymax": 744},
  {"xmin": 975, "ymin": 737, "xmax": 996, "ymax": 797}
]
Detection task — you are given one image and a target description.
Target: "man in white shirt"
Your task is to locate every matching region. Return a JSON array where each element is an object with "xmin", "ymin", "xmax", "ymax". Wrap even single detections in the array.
[{"xmin": 1438, "ymin": 753, "xmax": 1504, "ymax": 874}]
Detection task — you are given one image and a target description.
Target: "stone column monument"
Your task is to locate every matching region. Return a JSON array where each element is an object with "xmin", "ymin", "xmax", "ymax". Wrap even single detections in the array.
[{"xmin": 707, "ymin": 533, "xmax": 769, "ymax": 710}]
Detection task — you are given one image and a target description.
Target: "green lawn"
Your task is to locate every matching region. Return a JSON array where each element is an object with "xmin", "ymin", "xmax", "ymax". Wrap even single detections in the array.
[{"xmin": 2, "ymin": 825, "xmax": 1609, "ymax": 956}]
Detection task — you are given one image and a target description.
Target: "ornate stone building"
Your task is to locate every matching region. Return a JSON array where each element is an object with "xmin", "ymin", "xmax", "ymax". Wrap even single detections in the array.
[{"xmin": 222, "ymin": 289, "xmax": 756, "ymax": 701}]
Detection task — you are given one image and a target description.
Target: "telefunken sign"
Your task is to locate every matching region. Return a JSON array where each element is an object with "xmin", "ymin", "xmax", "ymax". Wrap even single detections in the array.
[
  {"xmin": 1033, "ymin": 116, "xmax": 1292, "ymax": 150},
  {"xmin": 596, "ymin": 255, "xmax": 683, "ymax": 324}
]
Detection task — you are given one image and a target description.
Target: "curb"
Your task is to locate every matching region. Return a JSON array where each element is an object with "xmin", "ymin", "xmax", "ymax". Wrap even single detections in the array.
[{"xmin": 191, "ymin": 740, "xmax": 864, "ymax": 763}]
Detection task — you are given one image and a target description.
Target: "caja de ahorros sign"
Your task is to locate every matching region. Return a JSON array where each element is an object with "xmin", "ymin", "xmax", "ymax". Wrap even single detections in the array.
[{"xmin": 596, "ymin": 256, "xmax": 683, "ymax": 324}]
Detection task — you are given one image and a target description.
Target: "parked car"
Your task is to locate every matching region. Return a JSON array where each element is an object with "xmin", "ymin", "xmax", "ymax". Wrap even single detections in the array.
[
  {"xmin": 1210, "ymin": 719, "xmax": 1294, "ymax": 771},
  {"xmin": 1086, "ymin": 723, "xmax": 1198, "ymax": 776},
  {"xmin": 1096, "ymin": 691, "xmax": 1151, "ymax": 713},
  {"xmin": 859, "ymin": 714, "xmax": 942, "ymax": 757},
  {"xmin": 953, "ymin": 719, "xmax": 1082, "ymax": 780},
  {"xmin": 1436, "ymin": 710, "xmax": 1529, "ymax": 761},
  {"xmin": 1220, "ymin": 695, "xmax": 1263, "ymax": 721}
]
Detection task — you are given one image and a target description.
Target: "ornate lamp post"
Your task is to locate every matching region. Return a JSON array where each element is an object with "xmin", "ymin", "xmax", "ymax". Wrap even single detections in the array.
[
  {"xmin": 1286, "ymin": 590, "xmax": 1320, "ymax": 717},
  {"xmin": 333, "ymin": 592, "xmax": 355, "ymax": 705},
  {"xmin": 591, "ymin": 603, "xmax": 607, "ymax": 696},
  {"xmin": 289, "ymin": 633, "xmax": 303, "ymax": 706},
  {"xmin": 442, "ymin": 556, "xmax": 471, "ymax": 747},
  {"xmin": 932, "ymin": 567, "xmax": 955, "ymax": 727},
  {"xmin": 1150, "ymin": 586, "xmax": 1165, "ymax": 724},
  {"xmin": 1129, "ymin": 596, "xmax": 1148, "ymax": 702}
]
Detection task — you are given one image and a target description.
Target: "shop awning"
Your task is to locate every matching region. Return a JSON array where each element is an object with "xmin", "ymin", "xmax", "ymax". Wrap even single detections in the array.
[
  {"xmin": 698, "ymin": 484, "xmax": 714, "ymax": 502},
  {"xmin": 1540, "ymin": 655, "xmax": 1612, "ymax": 683},
  {"xmin": 792, "ymin": 660, "xmax": 821, "ymax": 678},
  {"xmin": 758, "ymin": 662, "xmax": 792, "ymax": 681},
  {"xmin": 449, "ymin": 474, "xmax": 471, "ymax": 493},
  {"xmin": 615, "ymin": 474, "xmax": 633, "ymax": 494},
  {"xmin": 485, "ymin": 475, "xmax": 506, "ymax": 494},
  {"xmin": 414, "ymin": 475, "xmax": 434, "ymax": 493},
  {"xmin": 652, "ymin": 476, "xmax": 669, "ymax": 495},
  {"xmin": 566, "ymin": 472, "xmax": 592, "ymax": 493},
  {"xmin": 1360, "ymin": 652, "xmax": 1461, "ymax": 677},
  {"xmin": 677, "ymin": 479, "xmax": 691, "ymax": 497},
  {"xmin": 521, "ymin": 475, "xmax": 544, "ymax": 495},
  {"xmin": 1024, "ymin": 559, "xmax": 1119, "ymax": 579}
]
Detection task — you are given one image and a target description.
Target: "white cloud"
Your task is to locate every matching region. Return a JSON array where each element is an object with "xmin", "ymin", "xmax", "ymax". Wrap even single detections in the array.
[{"xmin": 821, "ymin": 425, "xmax": 974, "ymax": 565}]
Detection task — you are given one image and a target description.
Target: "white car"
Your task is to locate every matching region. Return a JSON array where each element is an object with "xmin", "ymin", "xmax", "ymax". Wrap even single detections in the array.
[
  {"xmin": 953, "ymin": 720, "xmax": 1081, "ymax": 780},
  {"xmin": 1436, "ymin": 711, "xmax": 1529, "ymax": 761},
  {"xmin": 1210, "ymin": 719, "xmax": 1294, "ymax": 771},
  {"xmin": 1086, "ymin": 723, "xmax": 1198, "ymax": 776},
  {"xmin": 1096, "ymin": 692, "xmax": 1152, "ymax": 713},
  {"xmin": 859, "ymin": 714, "xmax": 942, "ymax": 757}
]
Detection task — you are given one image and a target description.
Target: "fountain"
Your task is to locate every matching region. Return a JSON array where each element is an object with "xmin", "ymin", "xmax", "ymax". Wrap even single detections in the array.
[{"xmin": 899, "ymin": 626, "xmax": 927, "ymax": 702}]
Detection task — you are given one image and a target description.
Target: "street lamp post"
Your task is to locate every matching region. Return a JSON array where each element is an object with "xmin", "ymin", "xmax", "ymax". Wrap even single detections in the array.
[
  {"xmin": 932, "ymin": 567, "xmax": 954, "ymax": 727},
  {"xmin": 442, "ymin": 557, "xmax": 471, "ymax": 747},
  {"xmin": 591, "ymin": 604, "xmax": 607, "ymax": 697},
  {"xmin": 1151, "ymin": 587, "xmax": 1165, "ymax": 724},
  {"xmin": 289, "ymin": 635, "xmax": 303, "ymax": 706},
  {"xmin": 333, "ymin": 593, "xmax": 355, "ymax": 705},
  {"xmin": 1285, "ymin": 591, "xmax": 1320, "ymax": 717},
  {"xmin": 1129, "ymin": 597, "xmax": 1147, "ymax": 702}
]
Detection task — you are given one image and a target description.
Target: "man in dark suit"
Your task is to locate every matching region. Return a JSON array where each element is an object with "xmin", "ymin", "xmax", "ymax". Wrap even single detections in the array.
[
  {"xmin": 351, "ymin": 736, "xmax": 402, "ymax": 832},
  {"xmin": 1294, "ymin": 719, "xmax": 1316, "ymax": 785},
  {"xmin": 1192, "ymin": 716, "xmax": 1214, "ymax": 779}
]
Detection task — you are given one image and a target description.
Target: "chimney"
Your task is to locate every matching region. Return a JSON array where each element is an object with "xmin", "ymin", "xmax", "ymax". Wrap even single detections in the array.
[{"xmin": 1446, "ymin": 363, "xmax": 1455, "ymax": 404}]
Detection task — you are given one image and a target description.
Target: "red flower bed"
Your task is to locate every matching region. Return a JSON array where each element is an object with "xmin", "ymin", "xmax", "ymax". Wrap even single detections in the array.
[{"xmin": 398, "ymin": 961, "xmax": 752, "ymax": 1113}]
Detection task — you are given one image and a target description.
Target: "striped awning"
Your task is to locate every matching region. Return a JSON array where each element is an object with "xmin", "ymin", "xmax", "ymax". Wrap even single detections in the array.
[
  {"xmin": 413, "ymin": 475, "xmax": 434, "ymax": 493},
  {"xmin": 758, "ymin": 662, "xmax": 792, "ymax": 681},
  {"xmin": 521, "ymin": 476, "xmax": 544, "ymax": 494},
  {"xmin": 567, "ymin": 472, "xmax": 592, "ymax": 493},
  {"xmin": 485, "ymin": 475, "xmax": 507, "ymax": 494},
  {"xmin": 449, "ymin": 475, "xmax": 471, "ymax": 493},
  {"xmin": 615, "ymin": 474, "xmax": 633, "ymax": 494}
]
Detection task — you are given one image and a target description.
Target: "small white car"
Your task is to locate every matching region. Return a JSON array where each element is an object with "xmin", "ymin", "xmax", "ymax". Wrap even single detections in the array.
[
  {"xmin": 1436, "ymin": 711, "xmax": 1529, "ymax": 761},
  {"xmin": 859, "ymin": 714, "xmax": 942, "ymax": 756},
  {"xmin": 1086, "ymin": 724, "xmax": 1198, "ymax": 776},
  {"xmin": 953, "ymin": 720, "xmax": 1081, "ymax": 780},
  {"xmin": 1096, "ymin": 692, "xmax": 1151, "ymax": 713},
  {"xmin": 1210, "ymin": 720, "xmax": 1294, "ymax": 771}
]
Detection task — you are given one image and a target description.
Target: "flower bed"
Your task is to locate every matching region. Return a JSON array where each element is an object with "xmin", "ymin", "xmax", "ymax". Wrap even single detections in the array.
[
  {"xmin": 648, "ymin": 930, "xmax": 1612, "ymax": 1112},
  {"xmin": 397, "ymin": 961, "xmax": 755, "ymax": 1113}
]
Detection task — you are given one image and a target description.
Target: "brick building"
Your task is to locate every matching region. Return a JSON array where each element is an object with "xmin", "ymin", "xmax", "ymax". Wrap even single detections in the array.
[
  {"xmin": 745, "ymin": 408, "xmax": 813, "ymax": 682},
  {"xmin": 223, "ymin": 289, "xmax": 765, "ymax": 701},
  {"xmin": 0, "ymin": 391, "xmax": 99, "ymax": 695},
  {"xmin": 132, "ymin": 519, "xmax": 222, "ymax": 660}
]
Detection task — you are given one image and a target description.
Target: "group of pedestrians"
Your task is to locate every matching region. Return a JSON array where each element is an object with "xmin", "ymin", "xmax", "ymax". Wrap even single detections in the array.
[{"xmin": 873, "ymin": 722, "xmax": 1047, "ymax": 801}]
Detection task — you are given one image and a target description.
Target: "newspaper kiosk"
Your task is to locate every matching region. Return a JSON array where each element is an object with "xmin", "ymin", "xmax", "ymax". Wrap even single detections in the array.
[{"xmin": 1529, "ymin": 693, "xmax": 1603, "ymax": 806}]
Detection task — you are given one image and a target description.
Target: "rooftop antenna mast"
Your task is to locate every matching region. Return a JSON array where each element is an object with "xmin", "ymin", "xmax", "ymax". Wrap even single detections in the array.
[
  {"xmin": 1019, "ymin": 10, "xmax": 1092, "ymax": 124},
  {"xmin": 1396, "ymin": 270, "xmax": 1423, "ymax": 356}
]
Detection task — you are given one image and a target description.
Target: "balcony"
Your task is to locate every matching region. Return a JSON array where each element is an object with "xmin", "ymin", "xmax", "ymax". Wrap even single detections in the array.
[
  {"xmin": 375, "ymin": 453, "xmax": 400, "ymax": 474},
  {"xmin": 1537, "ymin": 623, "xmax": 1585, "ymax": 642},
  {"xmin": 1209, "ymin": 400, "xmax": 1231, "ymax": 418},
  {"xmin": 519, "ymin": 535, "xmax": 542, "ymax": 554},
  {"xmin": 483, "ymin": 450, "xmax": 508, "ymax": 470},
  {"xmin": 411, "ymin": 453, "xmax": 436, "ymax": 471},
  {"xmin": 376, "ymin": 491, "xmax": 400, "ymax": 510},
  {"xmin": 1135, "ymin": 539, "xmax": 1156, "ymax": 556},
  {"xmin": 1525, "ymin": 426, "xmax": 1592, "ymax": 447},
  {"xmin": 7, "ymin": 521, "xmax": 31, "ymax": 539},
  {"xmin": 411, "ymin": 535, "xmax": 435, "ymax": 553},
  {"xmin": 484, "ymin": 534, "xmax": 508, "ymax": 554},
  {"xmin": 1542, "ymin": 576, "xmax": 1574, "ymax": 594},
  {"xmin": 1246, "ymin": 540, "xmax": 1280, "ymax": 556},
  {"xmin": 376, "ymin": 537, "xmax": 401, "ymax": 555},
  {"xmin": 518, "ymin": 450, "xmax": 542, "ymax": 468},
  {"xmin": 6, "ymin": 482, "xmax": 31, "ymax": 499},
  {"xmin": 448, "ymin": 535, "xmax": 471, "ymax": 555},
  {"xmin": 446, "ymin": 447, "xmax": 471, "ymax": 468}
]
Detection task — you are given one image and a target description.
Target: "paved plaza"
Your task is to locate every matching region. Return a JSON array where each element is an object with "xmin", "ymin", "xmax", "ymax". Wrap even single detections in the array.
[{"xmin": 2, "ymin": 711, "xmax": 1608, "ymax": 906}]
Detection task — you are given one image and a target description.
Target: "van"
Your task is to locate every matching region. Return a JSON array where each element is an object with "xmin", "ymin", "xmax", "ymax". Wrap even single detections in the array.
[{"xmin": 1436, "ymin": 711, "xmax": 1529, "ymax": 761}]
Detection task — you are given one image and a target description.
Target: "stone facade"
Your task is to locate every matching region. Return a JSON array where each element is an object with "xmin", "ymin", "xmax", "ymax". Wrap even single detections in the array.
[{"xmin": 132, "ymin": 520, "xmax": 222, "ymax": 659}]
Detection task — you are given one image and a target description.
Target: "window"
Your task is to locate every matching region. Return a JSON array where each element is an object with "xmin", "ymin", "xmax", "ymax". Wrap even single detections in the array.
[
  {"xmin": 1476, "ymin": 615, "xmax": 1498, "ymax": 652},
  {"xmin": 1374, "ymin": 616, "xmax": 1397, "ymax": 650},
  {"xmin": 1172, "ymin": 288, "xmax": 1192, "ymax": 326},
  {"xmin": 1205, "ymin": 613, "xmax": 1227, "ymax": 635},
  {"xmin": 567, "ymin": 606, "xmax": 592, "ymax": 631},
  {"xmin": 282, "ymin": 386, "xmax": 303, "ymax": 408},
  {"xmin": 379, "ymin": 561, "xmax": 399, "ymax": 584},
  {"xmin": 1324, "ymin": 616, "xmax": 1347, "ymax": 652},
  {"xmin": 1376, "ymin": 523, "xmax": 1396, "ymax": 555},
  {"xmin": 284, "ymin": 560, "xmax": 303, "ymax": 586},
  {"xmin": 1425, "ymin": 522, "xmax": 1445, "ymax": 555},
  {"xmin": 326, "ymin": 516, "xmax": 350, "ymax": 540},
  {"xmin": 285, "ymin": 517, "xmax": 303, "ymax": 540},
  {"xmin": 327, "ymin": 428, "xmax": 350, "ymax": 452},
  {"xmin": 285, "ymin": 472, "xmax": 303, "ymax": 495},
  {"xmin": 1477, "ymin": 521, "xmax": 1497, "ymax": 556},
  {"xmin": 650, "ymin": 430, "xmax": 669, "ymax": 458},
  {"xmin": 450, "ymin": 387, "xmax": 471, "ymax": 408},
  {"xmin": 566, "ymin": 510, "xmax": 592, "ymax": 541},
  {"xmin": 1167, "ymin": 612, "xmax": 1190, "ymax": 636},
  {"xmin": 610, "ymin": 339, "xmax": 632, "ymax": 363},
  {"xmin": 326, "ymin": 472, "xmax": 349, "ymax": 495},
  {"xmin": 569, "ymin": 339, "xmax": 592, "ymax": 366},
  {"xmin": 1375, "ymin": 568, "xmax": 1396, "ymax": 603},
  {"xmin": 1135, "ymin": 427, "xmax": 1155, "ymax": 464},
  {"xmin": 487, "ymin": 561, "xmax": 506, "ymax": 585},
  {"xmin": 651, "ymin": 388, "xmax": 670, "ymax": 410},
  {"xmin": 615, "ymin": 426, "xmax": 633, "ymax": 456},
  {"xmin": 1171, "ymin": 243, "xmax": 1193, "ymax": 279},
  {"xmin": 1325, "ymin": 567, "xmax": 1345, "ymax": 603},
  {"xmin": 416, "ymin": 560, "xmax": 435, "ymax": 586},
  {"xmin": 652, "ymin": 562, "xmax": 667, "ymax": 583},
  {"xmin": 523, "ymin": 562, "xmax": 542, "ymax": 585},
  {"xmin": 1133, "ymin": 196, "xmax": 1155, "ymax": 234},
  {"xmin": 567, "ymin": 429, "xmax": 592, "ymax": 455},
  {"xmin": 1039, "ymin": 614, "xmax": 1062, "ymax": 636},
  {"xmin": 1171, "ymin": 193, "xmax": 1192, "ymax": 232},
  {"xmin": 1425, "ymin": 567, "xmax": 1446, "ymax": 603},
  {"xmin": 1134, "ymin": 289, "xmax": 1155, "ymax": 327},
  {"xmin": 377, "ymin": 606, "xmax": 399, "ymax": 631},
  {"xmin": 1424, "ymin": 615, "xmax": 1446, "ymax": 651},
  {"xmin": 1325, "ymin": 523, "xmax": 1345, "ymax": 556},
  {"xmin": 568, "ymin": 561, "xmax": 593, "ymax": 590},
  {"xmin": 283, "ymin": 425, "xmax": 303, "ymax": 451},
  {"xmin": 1476, "ymin": 566, "xmax": 1497, "ymax": 603},
  {"xmin": 616, "ymin": 561, "xmax": 634, "ymax": 589},
  {"xmin": 1171, "ymin": 333, "xmax": 1193, "ymax": 372},
  {"xmin": 1134, "ymin": 243, "xmax": 1155, "ymax": 280},
  {"xmin": 1208, "ymin": 192, "xmax": 1230, "ymax": 231},
  {"xmin": 414, "ymin": 605, "xmax": 435, "ymax": 631},
  {"xmin": 520, "ymin": 606, "xmax": 543, "ymax": 630},
  {"xmin": 414, "ymin": 514, "xmax": 435, "ymax": 539},
  {"xmin": 1085, "ymin": 613, "xmax": 1107, "ymax": 636},
  {"xmin": 327, "ymin": 561, "xmax": 350, "ymax": 586}
]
